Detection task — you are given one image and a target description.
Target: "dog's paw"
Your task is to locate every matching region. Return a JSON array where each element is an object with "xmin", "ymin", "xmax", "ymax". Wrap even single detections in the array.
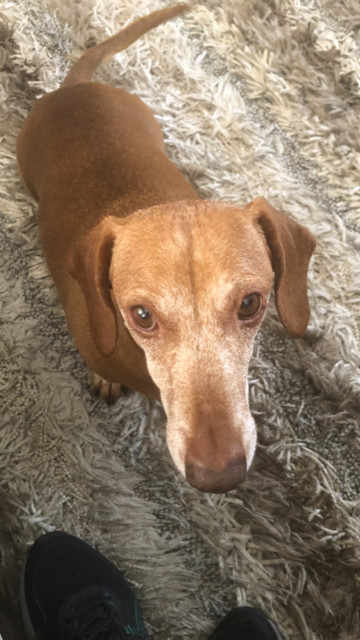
[{"xmin": 91, "ymin": 373, "xmax": 126, "ymax": 405}]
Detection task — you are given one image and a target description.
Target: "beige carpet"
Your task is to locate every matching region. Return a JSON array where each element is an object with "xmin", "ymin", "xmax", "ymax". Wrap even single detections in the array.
[{"xmin": 1, "ymin": 1, "xmax": 360, "ymax": 639}]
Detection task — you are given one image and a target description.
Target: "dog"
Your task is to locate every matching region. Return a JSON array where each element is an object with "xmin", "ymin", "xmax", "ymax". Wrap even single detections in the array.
[{"xmin": 16, "ymin": 4, "xmax": 316, "ymax": 493}]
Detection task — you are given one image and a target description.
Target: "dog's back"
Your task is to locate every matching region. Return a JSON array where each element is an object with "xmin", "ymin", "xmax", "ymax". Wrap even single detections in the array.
[{"xmin": 16, "ymin": 4, "xmax": 196, "ymax": 283}]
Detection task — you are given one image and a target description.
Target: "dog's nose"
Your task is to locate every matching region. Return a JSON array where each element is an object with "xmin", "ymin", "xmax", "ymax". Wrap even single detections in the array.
[{"xmin": 185, "ymin": 457, "xmax": 247, "ymax": 493}]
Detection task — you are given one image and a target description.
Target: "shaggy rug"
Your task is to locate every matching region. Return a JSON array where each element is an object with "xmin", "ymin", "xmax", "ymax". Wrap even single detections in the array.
[{"xmin": 1, "ymin": 0, "xmax": 359, "ymax": 638}]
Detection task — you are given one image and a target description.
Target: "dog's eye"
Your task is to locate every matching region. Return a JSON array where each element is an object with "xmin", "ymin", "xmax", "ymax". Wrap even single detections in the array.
[
  {"xmin": 237, "ymin": 293, "xmax": 261, "ymax": 320},
  {"xmin": 131, "ymin": 306, "xmax": 157, "ymax": 331}
]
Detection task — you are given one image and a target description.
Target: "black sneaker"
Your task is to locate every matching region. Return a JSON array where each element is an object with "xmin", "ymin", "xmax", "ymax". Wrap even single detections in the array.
[
  {"xmin": 19, "ymin": 531, "xmax": 149, "ymax": 640},
  {"xmin": 209, "ymin": 606, "xmax": 284, "ymax": 640}
]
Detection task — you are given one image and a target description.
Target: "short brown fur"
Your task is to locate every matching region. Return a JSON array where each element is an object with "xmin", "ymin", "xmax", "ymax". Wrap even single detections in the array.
[{"xmin": 16, "ymin": 5, "xmax": 315, "ymax": 493}]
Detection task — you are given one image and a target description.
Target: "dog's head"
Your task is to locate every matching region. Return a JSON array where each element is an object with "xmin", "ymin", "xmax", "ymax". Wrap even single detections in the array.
[{"xmin": 68, "ymin": 198, "xmax": 315, "ymax": 492}]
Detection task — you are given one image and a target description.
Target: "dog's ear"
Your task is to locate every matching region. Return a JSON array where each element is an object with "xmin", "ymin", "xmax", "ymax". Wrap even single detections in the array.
[
  {"xmin": 67, "ymin": 216, "xmax": 123, "ymax": 357},
  {"xmin": 244, "ymin": 197, "xmax": 316, "ymax": 338}
]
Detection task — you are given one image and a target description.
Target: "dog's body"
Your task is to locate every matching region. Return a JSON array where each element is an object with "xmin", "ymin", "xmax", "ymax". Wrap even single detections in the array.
[{"xmin": 17, "ymin": 5, "xmax": 316, "ymax": 493}]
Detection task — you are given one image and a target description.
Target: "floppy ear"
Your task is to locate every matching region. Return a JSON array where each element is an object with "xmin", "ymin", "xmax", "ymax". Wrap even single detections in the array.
[
  {"xmin": 244, "ymin": 197, "xmax": 316, "ymax": 338},
  {"xmin": 67, "ymin": 216, "xmax": 123, "ymax": 357}
]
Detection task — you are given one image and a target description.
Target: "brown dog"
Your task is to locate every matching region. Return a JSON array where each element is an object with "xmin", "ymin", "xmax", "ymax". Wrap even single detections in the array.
[{"xmin": 16, "ymin": 4, "xmax": 316, "ymax": 493}]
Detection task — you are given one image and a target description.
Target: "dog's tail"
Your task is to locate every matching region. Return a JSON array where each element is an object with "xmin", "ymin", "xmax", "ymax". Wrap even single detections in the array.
[{"xmin": 63, "ymin": 4, "xmax": 189, "ymax": 87}]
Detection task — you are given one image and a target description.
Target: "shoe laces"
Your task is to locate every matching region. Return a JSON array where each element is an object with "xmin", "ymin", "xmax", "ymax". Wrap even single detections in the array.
[{"xmin": 60, "ymin": 586, "xmax": 146, "ymax": 640}]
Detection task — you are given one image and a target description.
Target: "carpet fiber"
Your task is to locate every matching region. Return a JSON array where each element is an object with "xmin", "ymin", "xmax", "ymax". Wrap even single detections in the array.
[{"xmin": 1, "ymin": 1, "xmax": 360, "ymax": 639}]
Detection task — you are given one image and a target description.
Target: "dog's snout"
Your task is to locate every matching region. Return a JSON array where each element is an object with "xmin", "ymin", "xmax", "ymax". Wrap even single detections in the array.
[{"xmin": 185, "ymin": 457, "xmax": 247, "ymax": 493}]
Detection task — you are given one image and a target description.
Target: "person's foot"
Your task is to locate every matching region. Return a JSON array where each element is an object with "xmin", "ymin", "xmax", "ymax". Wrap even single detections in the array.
[
  {"xmin": 209, "ymin": 606, "xmax": 284, "ymax": 640},
  {"xmin": 19, "ymin": 531, "xmax": 149, "ymax": 640}
]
